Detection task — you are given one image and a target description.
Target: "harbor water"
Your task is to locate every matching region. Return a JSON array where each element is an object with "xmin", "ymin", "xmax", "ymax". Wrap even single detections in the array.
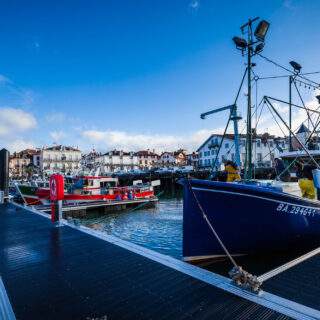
[{"xmin": 79, "ymin": 194, "xmax": 183, "ymax": 259}]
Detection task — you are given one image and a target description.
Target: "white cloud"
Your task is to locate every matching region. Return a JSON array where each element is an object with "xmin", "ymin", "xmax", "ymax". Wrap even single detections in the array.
[
  {"xmin": 6, "ymin": 139, "xmax": 35, "ymax": 152},
  {"xmin": 50, "ymin": 130, "xmax": 66, "ymax": 142},
  {"xmin": 0, "ymin": 107, "xmax": 37, "ymax": 137},
  {"xmin": 256, "ymin": 93, "xmax": 320, "ymax": 136},
  {"xmin": 82, "ymin": 128, "xmax": 215, "ymax": 153}
]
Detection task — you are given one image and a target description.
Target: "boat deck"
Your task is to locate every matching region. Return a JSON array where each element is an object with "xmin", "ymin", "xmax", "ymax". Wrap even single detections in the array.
[{"xmin": 0, "ymin": 203, "xmax": 319, "ymax": 319}]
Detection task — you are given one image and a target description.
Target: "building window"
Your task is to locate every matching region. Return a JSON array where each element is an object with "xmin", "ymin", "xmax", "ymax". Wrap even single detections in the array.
[
  {"xmin": 257, "ymin": 140, "xmax": 261, "ymax": 148},
  {"xmin": 211, "ymin": 150, "xmax": 214, "ymax": 155},
  {"xmin": 199, "ymin": 152, "xmax": 202, "ymax": 158},
  {"xmin": 225, "ymin": 143, "xmax": 229, "ymax": 149},
  {"xmin": 269, "ymin": 141, "xmax": 274, "ymax": 147},
  {"xmin": 257, "ymin": 153, "xmax": 262, "ymax": 162}
]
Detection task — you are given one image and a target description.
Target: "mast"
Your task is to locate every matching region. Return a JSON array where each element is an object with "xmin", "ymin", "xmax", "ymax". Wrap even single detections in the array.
[
  {"xmin": 289, "ymin": 75, "xmax": 292, "ymax": 151},
  {"xmin": 232, "ymin": 17, "xmax": 270, "ymax": 177},
  {"xmin": 231, "ymin": 105, "xmax": 241, "ymax": 167},
  {"xmin": 241, "ymin": 18, "xmax": 258, "ymax": 179},
  {"xmin": 246, "ymin": 20, "xmax": 253, "ymax": 179}
]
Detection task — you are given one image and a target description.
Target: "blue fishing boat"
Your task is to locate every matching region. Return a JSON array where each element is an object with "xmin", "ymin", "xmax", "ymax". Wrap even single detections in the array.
[
  {"xmin": 182, "ymin": 18, "xmax": 320, "ymax": 262},
  {"xmin": 182, "ymin": 179, "xmax": 320, "ymax": 261}
]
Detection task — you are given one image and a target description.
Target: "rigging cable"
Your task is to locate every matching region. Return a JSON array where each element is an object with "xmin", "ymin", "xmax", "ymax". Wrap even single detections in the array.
[
  {"xmin": 257, "ymin": 53, "xmax": 320, "ymax": 87},
  {"xmin": 265, "ymin": 103, "xmax": 287, "ymax": 137},
  {"xmin": 293, "ymin": 80, "xmax": 316, "ymax": 131},
  {"xmin": 211, "ymin": 68, "xmax": 248, "ymax": 171}
]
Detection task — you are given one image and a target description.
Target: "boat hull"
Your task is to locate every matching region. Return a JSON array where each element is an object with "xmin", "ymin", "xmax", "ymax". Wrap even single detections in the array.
[
  {"xmin": 182, "ymin": 179, "xmax": 320, "ymax": 261},
  {"xmin": 16, "ymin": 185, "xmax": 155, "ymax": 206}
]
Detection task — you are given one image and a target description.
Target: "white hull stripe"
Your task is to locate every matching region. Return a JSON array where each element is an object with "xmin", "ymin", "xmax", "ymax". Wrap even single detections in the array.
[
  {"xmin": 192, "ymin": 187, "xmax": 320, "ymax": 212},
  {"xmin": 11, "ymin": 202, "xmax": 320, "ymax": 320}
]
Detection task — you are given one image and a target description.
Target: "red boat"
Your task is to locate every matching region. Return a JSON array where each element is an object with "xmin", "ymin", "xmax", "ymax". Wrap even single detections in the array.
[{"xmin": 17, "ymin": 176, "xmax": 157, "ymax": 205}]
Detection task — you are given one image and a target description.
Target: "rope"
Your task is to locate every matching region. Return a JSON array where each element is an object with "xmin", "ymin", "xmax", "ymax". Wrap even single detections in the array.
[
  {"xmin": 187, "ymin": 178, "xmax": 238, "ymax": 268},
  {"xmin": 257, "ymin": 246, "xmax": 320, "ymax": 283},
  {"xmin": 187, "ymin": 178, "xmax": 262, "ymax": 292}
]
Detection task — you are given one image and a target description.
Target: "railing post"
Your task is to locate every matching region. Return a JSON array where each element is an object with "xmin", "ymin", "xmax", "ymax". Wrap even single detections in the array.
[{"xmin": 49, "ymin": 174, "xmax": 64, "ymax": 225}]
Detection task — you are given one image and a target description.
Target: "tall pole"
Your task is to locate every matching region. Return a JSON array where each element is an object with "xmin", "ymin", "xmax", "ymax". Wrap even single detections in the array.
[
  {"xmin": 231, "ymin": 106, "xmax": 241, "ymax": 167},
  {"xmin": 245, "ymin": 21, "xmax": 253, "ymax": 179},
  {"xmin": 289, "ymin": 75, "xmax": 292, "ymax": 151}
]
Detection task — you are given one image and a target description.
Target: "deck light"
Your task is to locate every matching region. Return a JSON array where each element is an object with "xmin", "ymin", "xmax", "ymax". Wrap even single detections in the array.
[
  {"xmin": 254, "ymin": 20, "xmax": 270, "ymax": 41},
  {"xmin": 232, "ymin": 36, "xmax": 247, "ymax": 50},
  {"xmin": 290, "ymin": 61, "xmax": 302, "ymax": 73}
]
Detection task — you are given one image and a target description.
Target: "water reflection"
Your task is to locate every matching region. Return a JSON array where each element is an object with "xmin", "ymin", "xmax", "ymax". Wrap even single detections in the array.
[{"xmin": 80, "ymin": 195, "xmax": 183, "ymax": 259}]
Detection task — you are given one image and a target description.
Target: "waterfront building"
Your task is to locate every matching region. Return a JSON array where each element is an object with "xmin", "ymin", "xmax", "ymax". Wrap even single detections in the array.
[
  {"xmin": 95, "ymin": 150, "xmax": 139, "ymax": 173},
  {"xmin": 174, "ymin": 149, "xmax": 187, "ymax": 165},
  {"xmin": 291, "ymin": 123, "xmax": 320, "ymax": 151},
  {"xmin": 186, "ymin": 152, "xmax": 198, "ymax": 168},
  {"xmin": 136, "ymin": 150, "xmax": 159, "ymax": 169},
  {"xmin": 9, "ymin": 149, "xmax": 38, "ymax": 177},
  {"xmin": 32, "ymin": 151, "xmax": 41, "ymax": 169},
  {"xmin": 158, "ymin": 149, "xmax": 187, "ymax": 167},
  {"xmin": 158, "ymin": 152, "xmax": 176, "ymax": 166},
  {"xmin": 39, "ymin": 145, "xmax": 82, "ymax": 175},
  {"xmin": 81, "ymin": 149, "xmax": 101, "ymax": 171},
  {"xmin": 197, "ymin": 133, "xmax": 287, "ymax": 169}
]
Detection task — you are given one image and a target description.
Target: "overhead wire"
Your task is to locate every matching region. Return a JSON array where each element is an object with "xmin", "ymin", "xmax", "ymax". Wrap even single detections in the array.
[{"xmin": 257, "ymin": 53, "xmax": 320, "ymax": 87}]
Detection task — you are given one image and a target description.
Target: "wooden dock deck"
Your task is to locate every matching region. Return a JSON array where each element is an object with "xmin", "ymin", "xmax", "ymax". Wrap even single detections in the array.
[
  {"xmin": 1, "ymin": 203, "xmax": 319, "ymax": 319},
  {"xmin": 33, "ymin": 197, "xmax": 158, "ymax": 217}
]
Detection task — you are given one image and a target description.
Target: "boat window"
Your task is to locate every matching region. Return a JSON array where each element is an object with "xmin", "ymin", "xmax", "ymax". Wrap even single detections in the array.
[
  {"xmin": 100, "ymin": 181, "xmax": 116, "ymax": 188},
  {"xmin": 83, "ymin": 179, "xmax": 93, "ymax": 186}
]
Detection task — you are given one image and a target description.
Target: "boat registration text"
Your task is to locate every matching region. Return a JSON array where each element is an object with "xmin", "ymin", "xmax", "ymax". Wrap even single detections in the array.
[{"xmin": 276, "ymin": 203, "xmax": 317, "ymax": 217}]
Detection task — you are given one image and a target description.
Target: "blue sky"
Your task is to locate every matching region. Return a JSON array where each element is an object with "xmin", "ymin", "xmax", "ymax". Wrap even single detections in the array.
[{"xmin": 1, "ymin": 0, "xmax": 320, "ymax": 153}]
